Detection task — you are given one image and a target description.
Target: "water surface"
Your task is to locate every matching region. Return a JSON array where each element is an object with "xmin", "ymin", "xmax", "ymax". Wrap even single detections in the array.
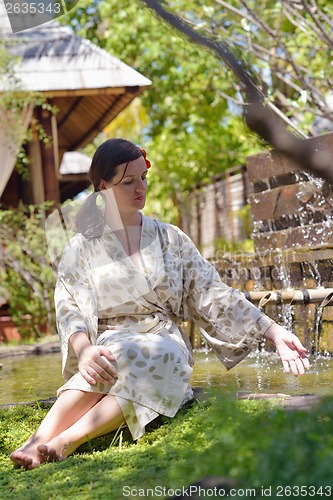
[
  {"xmin": 1, "ymin": 350, "xmax": 333, "ymax": 405},
  {"xmin": 192, "ymin": 350, "xmax": 333, "ymax": 397}
]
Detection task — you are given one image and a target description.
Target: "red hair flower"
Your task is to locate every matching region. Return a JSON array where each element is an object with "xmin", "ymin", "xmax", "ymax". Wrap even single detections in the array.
[{"xmin": 140, "ymin": 148, "xmax": 151, "ymax": 169}]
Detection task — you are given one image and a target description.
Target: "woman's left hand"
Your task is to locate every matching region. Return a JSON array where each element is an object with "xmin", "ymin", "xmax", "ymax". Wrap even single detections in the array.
[{"xmin": 264, "ymin": 323, "xmax": 311, "ymax": 376}]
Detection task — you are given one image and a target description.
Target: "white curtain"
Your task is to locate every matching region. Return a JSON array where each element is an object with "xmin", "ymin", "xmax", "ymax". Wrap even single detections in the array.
[{"xmin": 0, "ymin": 104, "xmax": 33, "ymax": 198}]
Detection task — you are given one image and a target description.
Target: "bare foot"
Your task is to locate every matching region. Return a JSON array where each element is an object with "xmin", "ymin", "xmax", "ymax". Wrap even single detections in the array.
[
  {"xmin": 10, "ymin": 444, "xmax": 45, "ymax": 470},
  {"xmin": 37, "ymin": 444, "xmax": 64, "ymax": 463},
  {"xmin": 37, "ymin": 435, "xmax": 76, "ymax": 462}
]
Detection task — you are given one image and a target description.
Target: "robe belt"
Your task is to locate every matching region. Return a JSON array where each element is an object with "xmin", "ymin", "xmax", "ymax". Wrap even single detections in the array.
[{"xmin": 97, "ymin": 312, "xmax": 174, "ymax": 335}]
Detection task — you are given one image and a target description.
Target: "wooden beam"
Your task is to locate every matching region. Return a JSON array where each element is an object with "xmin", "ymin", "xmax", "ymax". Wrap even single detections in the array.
[
  {"xmin": 28, "ymin": 125, "xmax": 45, "ymax": 204},
  {"xmin": 44, "ymin": 87, "xmax": 127, "ymax": 98},
  {"xmin": 70, "ymin": 94, "xmax": 125, "ymax": 149},
  {"xmin": 57, "ymin": 97, "xmax": 83, "ymax": 129},
  {"xmin": 38, "ymin": 107, "xmax": 60, "ymax": 205},
  {"xmin": 59, "ymin": 174, "xmax": 89, "ymax": 182}
]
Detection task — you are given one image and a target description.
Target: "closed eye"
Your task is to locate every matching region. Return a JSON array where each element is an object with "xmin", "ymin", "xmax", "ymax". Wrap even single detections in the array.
[{"xmin": 121, "ymin": 172, "xmax": 148, "ymax": 185}]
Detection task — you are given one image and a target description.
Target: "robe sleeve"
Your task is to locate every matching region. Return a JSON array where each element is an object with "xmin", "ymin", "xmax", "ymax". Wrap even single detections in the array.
[
  {"xmin": 178, "ymin": 228, "xmax": 274, "ymax": 370},
  {"xmin": 54, "ymin": 234, "xmax": 98, "ymax": 380}
]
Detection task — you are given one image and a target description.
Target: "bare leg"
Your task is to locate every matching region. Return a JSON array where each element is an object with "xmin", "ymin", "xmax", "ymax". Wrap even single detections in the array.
[
  {"xmin": 37, "ymin": 394, "xmax": 124, "ymax": 462},
  {"xmin": 10, "ymin": 390, "xmax": 104, "ymax": 470}
]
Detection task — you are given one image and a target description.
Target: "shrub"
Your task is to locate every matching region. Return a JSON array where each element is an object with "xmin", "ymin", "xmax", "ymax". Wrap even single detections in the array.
[{"xmin": 0, "ymin": 203, "xmax": 56, "ymax": 340}]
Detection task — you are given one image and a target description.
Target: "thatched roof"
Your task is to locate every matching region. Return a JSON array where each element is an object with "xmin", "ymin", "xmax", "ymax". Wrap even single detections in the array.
[
  {"xmin": 0, "ymin": 11, "xmax": 152, "ymax": 203},
  {"xmin": 7, "ymin": 24, "xmax": 151, "ymax": 93},
  {"xmin": 1, "ymin": 17, "xmax": 151, "ymax": 153}
]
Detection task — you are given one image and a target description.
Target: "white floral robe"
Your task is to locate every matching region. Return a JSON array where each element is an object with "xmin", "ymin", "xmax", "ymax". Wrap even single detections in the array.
[{"xmin": 55, "ymin": 215, "xmax": 274, "ymax": 439}]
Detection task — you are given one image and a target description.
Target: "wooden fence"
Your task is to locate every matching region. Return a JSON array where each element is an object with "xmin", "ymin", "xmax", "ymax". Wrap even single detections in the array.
[{"xmin": 180, "ymin": 165, "xmax": 252, "ymax": 258}]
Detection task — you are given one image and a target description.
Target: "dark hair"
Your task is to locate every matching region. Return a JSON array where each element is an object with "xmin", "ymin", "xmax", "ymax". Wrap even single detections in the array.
[{"xmin": 75, "ymin": 139, "xmax": 143, "ymax": 238}]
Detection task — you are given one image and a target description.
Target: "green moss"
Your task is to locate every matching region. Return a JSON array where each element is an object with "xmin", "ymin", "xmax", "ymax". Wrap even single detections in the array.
[{"xmin": 1, "ymin": 393, "xmax": 333, "ymax": 499}]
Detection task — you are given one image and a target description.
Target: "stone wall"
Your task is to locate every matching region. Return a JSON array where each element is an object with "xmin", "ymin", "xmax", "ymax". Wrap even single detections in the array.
[
  {"xmin": 213, "ymin": 131, "xmax": 333, "ymax": 354},
  {"xmin": 246, "ymin": 131, "xmax": 333, "ymax": 252}
]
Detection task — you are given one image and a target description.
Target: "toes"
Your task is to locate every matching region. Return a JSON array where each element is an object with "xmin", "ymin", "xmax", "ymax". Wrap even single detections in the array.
[
  {"xmin": 27, "ymin": 461, "xmax": 40, "ymax": 470},
  {"xmin": 37, "ymin": 444, "xmax": 51, "ymax": 462},
  {"xmin": 9, "ymin": 455, "xmax": 23, "ymax": 468},
  {"xmin": 10, "ymin": 451, "xmax": 36, "ymax": 470},
  {"xmin": 37, "ymin": 444, "xmax": 63, "ymax": 462},
  {"xmin": 37, "ymin": 444, "xmax": 48, "ymax": 456},
  {"xmin": 51, "ymin": 448, "xmax": 63, "ymax": 461}
]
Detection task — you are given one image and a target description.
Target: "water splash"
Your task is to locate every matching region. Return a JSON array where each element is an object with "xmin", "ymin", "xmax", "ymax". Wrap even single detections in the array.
[
  {"xmin": 308, "ymin": 261, "xmax": 322, "ymax": 288},
  {"xmin": 313, "ymin": 304, "xmax": 324, "ymax": 356},
  {"xmin": 273, "ymin": 251, "xmax": 292, "ymax": 289}
]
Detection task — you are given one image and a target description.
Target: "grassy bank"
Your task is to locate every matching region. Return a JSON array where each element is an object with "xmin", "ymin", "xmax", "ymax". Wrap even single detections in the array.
[{"xmin": 1, "ymin": 392, "xmax": 332, "ymax": 499}]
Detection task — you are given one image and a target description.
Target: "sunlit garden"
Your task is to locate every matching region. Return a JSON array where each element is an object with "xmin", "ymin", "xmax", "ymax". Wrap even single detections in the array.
[{"xmin": 1, "ymin": 1, "xmax": 333, "ymax": 498}]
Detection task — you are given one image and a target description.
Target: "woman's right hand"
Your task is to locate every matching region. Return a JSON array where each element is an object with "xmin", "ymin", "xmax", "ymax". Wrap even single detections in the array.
[
  {"xmin": 70, "ymin": 331, "xmax": 117, "ymax": 385},
  {"xmin": 77, "ymin": 344, "xmax": 118, "ymax": 386}
]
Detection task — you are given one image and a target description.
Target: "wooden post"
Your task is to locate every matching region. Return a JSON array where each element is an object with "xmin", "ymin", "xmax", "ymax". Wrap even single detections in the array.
[
  {"xmin": 28, "ymin": 122, "xmax": 45, "ymax": 205},
  {"xmin": 38, "ymin": 107, "xmax": 60, "ymax": 205}
]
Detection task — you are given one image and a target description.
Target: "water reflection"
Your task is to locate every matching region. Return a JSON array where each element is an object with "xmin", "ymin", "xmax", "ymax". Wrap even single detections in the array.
[
  {"xmin": 1, "ymin": 350, "xmax": 333, "ymax": 406},
  {"xmin": 0, "ymin": 353, "xmax": 63, "ymax": 405},
  {"xmin": 191, "ymin": 350, "xmax": 333, "ymax": 397}
]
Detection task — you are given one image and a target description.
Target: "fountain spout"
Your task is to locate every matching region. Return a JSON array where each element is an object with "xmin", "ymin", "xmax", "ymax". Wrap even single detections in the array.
[{"xmin": 244, "ymin": 288, "xmax": 333, "ymax": 305}]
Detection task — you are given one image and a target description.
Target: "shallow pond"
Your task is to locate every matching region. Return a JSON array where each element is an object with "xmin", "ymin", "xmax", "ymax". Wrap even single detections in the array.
[
  {"xmin": 193, "ymin": 350, "xmax": 333, "ymax": 397},
  {"xmin": 1, "ymin": 349, "xmax": 333, "ymax": 405}
]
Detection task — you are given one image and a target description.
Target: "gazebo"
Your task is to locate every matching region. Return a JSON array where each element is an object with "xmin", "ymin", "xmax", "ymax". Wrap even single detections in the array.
[{"xmin": 0, "ymin": 16, "xmax": 151, "ymax": 207}]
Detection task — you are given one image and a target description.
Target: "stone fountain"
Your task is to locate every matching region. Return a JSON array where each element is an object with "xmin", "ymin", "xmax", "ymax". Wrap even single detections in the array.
[{"xmin": 214, "ymin": 131, "xmax": 333, "ymax": 354}]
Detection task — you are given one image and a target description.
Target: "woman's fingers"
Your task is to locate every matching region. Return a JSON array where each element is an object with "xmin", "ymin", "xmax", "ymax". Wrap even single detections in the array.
[
  {"xmin": 83, "ymin": 365, "xmax": 117, "ymax": 385},
  {"xmin": 98, "ymin": 355, "xmax": 118, "ymax": 380},
  {"xmin": 282, "ymin": 359, "xmax": 300, "ymax": 376},
  {"xmin": 99, "ymin": 346, "xmax": 116, "ymax": 362},
  {"xmin": 282, "ymin": 355, "xmax": 310, "ymax": 376},
  {"xmin": 282, "ymin": 360, "xmax": 290, "ymax": 374},
  {"xmin": 294, "ymin": 358, "xmax": 305, "ymax": 376},
  {"xmin": 291, "ymin": 335, "xmax": 308, "ymax": 352},
  {"xmin": 289, "ymin": 360, "xmax": 298, "ymax": 377},
  {"xmin": 96, "ymin": 347, "xmax": 118, "ymax": 380},
  {"xmin": 300, "ymin": 352, "xmax": 311, "ymax": 371},
  {"xmin": 80, "ymin": 351, "xmax": 118, "ymax": 385},
  {"xmin": 81, "ymin": 369, "xmax": 97, "ymax": 385},
  {"xmin": 89, "ymin": 360, "xmax": 117, "ymax": 384}
]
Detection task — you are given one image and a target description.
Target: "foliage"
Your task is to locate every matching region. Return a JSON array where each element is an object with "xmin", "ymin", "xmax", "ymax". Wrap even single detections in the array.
[
  {"xmin": 140, "ymin": 0, "xmax": 333, "ymax": 137},
  {"xmin": 212, "ymin": 204, "xmax": 254, "ymax": 253},
  {"xmin": 64, "ymin": 0, "xmax": 263, "ymax": 222},
  {"xmin": 0, "ymin": 204, "xmax": 57, "ymax": 340},
  {"xmin": 0, "ymin": 39, "xmax": 58, "ymax": 342},
  {"xmin": 0, "ymin": 34, "xmax": 57, "ymax": 180},
  {"xmin": 1, "ymin": 393, "xmax": 333, "ymax": 498},
  {"xmin": 63, "ymin": 0, "xmax": 333, "ymax": 223},
  {"xmin": 103, "ymin": 98, "xmax": 150, "ymax": 145},
  {"xmin": 214, "ymin": 237, "xmax": 254, "ymax": 254}
]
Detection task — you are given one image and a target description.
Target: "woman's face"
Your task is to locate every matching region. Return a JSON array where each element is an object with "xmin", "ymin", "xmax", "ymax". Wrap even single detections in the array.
[{"xmin": 100, "ymin": 156, "xmax": 148, "ymax": 217}]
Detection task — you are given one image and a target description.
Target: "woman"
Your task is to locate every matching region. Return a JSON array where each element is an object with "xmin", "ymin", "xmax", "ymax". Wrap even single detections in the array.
[{"xmin": 10, "ymin": 138, "xmax": 310, "ymax": 470}]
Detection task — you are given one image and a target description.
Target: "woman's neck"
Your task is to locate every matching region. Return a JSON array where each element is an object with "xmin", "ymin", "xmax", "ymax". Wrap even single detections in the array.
[
  {"xmin": 105, "ymin": 210, "xmax": 142, "ymax": 230},
  {"xmin": 121, "ymin": 211, "xmax": 142, "ymax": 228}
]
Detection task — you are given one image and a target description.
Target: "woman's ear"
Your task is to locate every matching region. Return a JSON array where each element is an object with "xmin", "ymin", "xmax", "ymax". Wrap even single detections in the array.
[{"xmin": 98, "ymin": 179, "xmax": 108, "ymax": 191}]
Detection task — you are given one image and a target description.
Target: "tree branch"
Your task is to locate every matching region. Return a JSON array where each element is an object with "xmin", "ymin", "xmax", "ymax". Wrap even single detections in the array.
[
  {"xmin": 245, "ymin": 102, "xmax": 333, "ymax": 183},
  {"xmin": 142, "ymin": 0, "xmax": 264, "ymax": 103},
  {"xmin": 141, "ymin": 0, "xmax": 333, "ymax": 183}
]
